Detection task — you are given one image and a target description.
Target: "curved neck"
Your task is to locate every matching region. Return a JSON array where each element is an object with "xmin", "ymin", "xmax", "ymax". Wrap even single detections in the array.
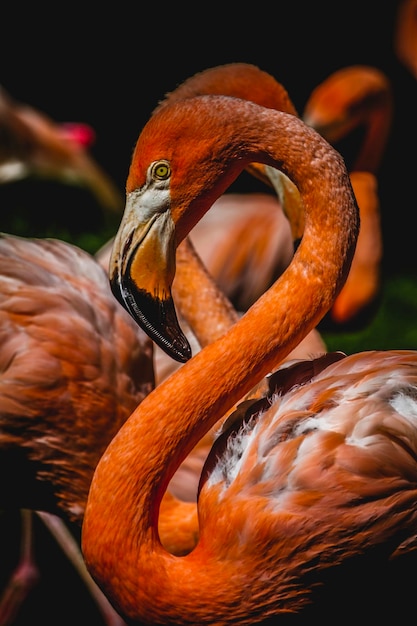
[
  {"xmin": 174, "ymin": 237, "xmax": 239, "ymax": 346},
  {"xmin": 82, "ymin": 109, "xmax": 359, "ymax": 623}
]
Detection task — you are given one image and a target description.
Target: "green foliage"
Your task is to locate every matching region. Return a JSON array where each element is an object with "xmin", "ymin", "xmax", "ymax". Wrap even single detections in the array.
[
  {"xmin": 323, "ymin": 274, "xmax": 417, "ymax": 354},
  {"xmin": 0, "ymin": 178, "xmax": 120, "ymax": 255}
]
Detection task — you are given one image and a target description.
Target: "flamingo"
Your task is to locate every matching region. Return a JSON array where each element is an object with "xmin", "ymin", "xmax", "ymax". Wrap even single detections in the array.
[
  {"xmin": 82, "ymin": 94, "xmax": 417, "ymax": 624},
  {"xmin": 303, "ymin": 64, "xmax": 392, "ymax": 327}
]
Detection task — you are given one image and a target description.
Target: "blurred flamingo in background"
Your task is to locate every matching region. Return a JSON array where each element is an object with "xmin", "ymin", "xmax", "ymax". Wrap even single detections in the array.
[
  {"xmin": 0, "ymin": 84, "xmax": 123, "ymax": 214},
  {"xmin": 394, "ymin": 0, "xmax": 417, "ymax": 79},
  {"xmin": 83, "ymin": 94, "xmax": 417, "ymax": 624}
]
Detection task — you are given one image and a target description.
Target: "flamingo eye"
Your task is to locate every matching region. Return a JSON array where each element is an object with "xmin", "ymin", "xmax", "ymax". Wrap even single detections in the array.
[{"xmin": 151, "ymin": 160, "xmax": 171, "ymax": 181}]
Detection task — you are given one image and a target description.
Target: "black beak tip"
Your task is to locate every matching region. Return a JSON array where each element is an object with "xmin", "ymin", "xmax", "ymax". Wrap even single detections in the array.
[{"xmin": 110, "ymin": 275, "xmax": 192, "ymax": 363}]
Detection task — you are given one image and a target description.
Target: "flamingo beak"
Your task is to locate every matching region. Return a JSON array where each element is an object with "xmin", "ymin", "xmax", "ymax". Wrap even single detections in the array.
[{"xmin": 109, "ymin": 205, "xmax": 192, "ymax": 364}]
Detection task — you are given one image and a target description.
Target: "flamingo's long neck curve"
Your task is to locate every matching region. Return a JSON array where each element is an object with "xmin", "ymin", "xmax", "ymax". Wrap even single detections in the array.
[{"xmin": 82, "ymin": 99, "xmax": 359, "ymax": 624}]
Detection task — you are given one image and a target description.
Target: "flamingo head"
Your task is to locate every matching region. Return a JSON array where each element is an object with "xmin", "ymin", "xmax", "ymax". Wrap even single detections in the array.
[{"xmin": 108, "ymin": 95, "xmax": 260, "ymax": 363}]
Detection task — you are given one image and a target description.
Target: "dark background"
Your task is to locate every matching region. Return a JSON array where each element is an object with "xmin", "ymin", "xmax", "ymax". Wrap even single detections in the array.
[
  {"xmin": 1, "ymin": 2, "xmax": 416, "ymax": 624},
  {"xmin": 1, "ymin": 2, "xmax": 413, "ymax": 274}
]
